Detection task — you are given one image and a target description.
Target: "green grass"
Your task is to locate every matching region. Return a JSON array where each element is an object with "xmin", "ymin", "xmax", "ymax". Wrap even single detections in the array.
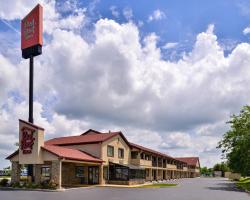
[
  {"xmin": 136, "ymin": 183, "xmax": 178, "ymax": 188},
  {"xmin": 236, "ymin": 177, "xmax": 250, "ymax": 192}
]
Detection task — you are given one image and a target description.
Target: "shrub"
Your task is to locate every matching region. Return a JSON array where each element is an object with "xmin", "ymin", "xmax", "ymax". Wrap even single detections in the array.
[
  {"xmin": 48, "ymin": 180, "xmax": 57, "ymax": 189},
  {"xmin": 12, "ymin": 182, "xmax": 21, "ymax": 188},
  {"xmin": 25, "ymin": 182, "xmax": 38, "ymax": 189},
  {"xmin": 40, "ymin": 180, "xmax": 57, "ymax": 189},
  {"xmin": 0, "ymin": 179, "xmax": 9, "ymax": 187}
]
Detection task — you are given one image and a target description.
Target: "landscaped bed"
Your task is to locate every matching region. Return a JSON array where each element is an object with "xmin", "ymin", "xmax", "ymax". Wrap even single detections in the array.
[
  {"xmin": 0, "ymin": 178, "xmax": 58, "ymax": 190},
  {"xmin": 236, "ymin": 177, "xmax": 250, "ymax": 192}
]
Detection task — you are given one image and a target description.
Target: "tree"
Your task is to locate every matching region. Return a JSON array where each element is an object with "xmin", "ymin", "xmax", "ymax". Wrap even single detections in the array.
[
  {"xmin": 218, "ymin": 106, "xmax": 250, "ymax": 176},
  {"xmin": 213, "ymin": 162, "xmax": 230, "ymax": 176},
  {"xmin": 200, "ymin": 166, "xmax": 213, "ymax": 176},
  {"xmin": 201, "ymin": 167, "xmax": 208, "ymax": 175},
  {"xmin": 213, "ymin": 163, "xmax": 221, "ymax": 171}
]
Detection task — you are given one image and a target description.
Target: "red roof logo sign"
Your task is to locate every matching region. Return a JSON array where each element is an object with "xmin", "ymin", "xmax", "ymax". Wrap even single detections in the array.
[
  {"xmin": 21, "ymin": 4, "xmax": 43, "ymax": 50},
  {"xmin": 21, "ymin": 127, "xmax": 35, "ymax": 154}
]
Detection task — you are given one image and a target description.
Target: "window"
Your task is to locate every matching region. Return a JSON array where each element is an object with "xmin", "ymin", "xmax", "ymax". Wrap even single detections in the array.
[
  {"xmin": 75, "ymin": 166, "xmax": 84, "ymax": 178},
  {"xmin": 129, "ymin": 169, "xmax": 145, "ymax": 179},
  {"xmin": 109, "ymin": 164, "xmax": 129, "ymax": 181},
  {"xmin": 107, "ymin": 145, "xmax": 114, "ymax": 157},
  {"xmin": 131, "ymin": 151, "xmax": 138, "ymax": 159},
  {"xmin": 118, "ymin": 148, "xmax": 124, "ymax": 159},
  {"xmin": 41, "ymin": 166, "xmax": 50, "ymax": 177}
]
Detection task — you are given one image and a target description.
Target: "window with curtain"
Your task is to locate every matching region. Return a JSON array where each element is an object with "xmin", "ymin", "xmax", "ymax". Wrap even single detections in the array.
[{"xmin": 107, "ymin": 145, "xmax": 114, "ymax": 157}]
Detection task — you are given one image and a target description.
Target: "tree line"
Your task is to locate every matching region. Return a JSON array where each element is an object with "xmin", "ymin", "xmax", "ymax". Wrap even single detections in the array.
[{"xmin": 217, "ymin": 106, "xmax": 250, "ymax": 177}]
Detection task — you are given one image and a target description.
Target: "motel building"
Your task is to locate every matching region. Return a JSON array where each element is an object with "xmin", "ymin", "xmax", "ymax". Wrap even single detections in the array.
[{"xmin": 6, "ymin": 119, "xmax": 200, "ymax": 189}]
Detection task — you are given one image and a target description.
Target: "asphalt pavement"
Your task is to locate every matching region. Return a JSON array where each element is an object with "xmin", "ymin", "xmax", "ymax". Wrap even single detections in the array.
[{"xmin": 0, "ymin": 177, "xmax": 249, "ymax": 200}]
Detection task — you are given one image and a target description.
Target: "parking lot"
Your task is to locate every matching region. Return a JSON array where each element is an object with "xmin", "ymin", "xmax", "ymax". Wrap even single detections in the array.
[{"xmin": 0, "ymin": 178, "xmax": 249, "ymax": 200}]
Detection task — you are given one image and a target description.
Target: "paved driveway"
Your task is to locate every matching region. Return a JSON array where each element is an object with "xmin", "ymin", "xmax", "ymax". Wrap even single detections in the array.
[{"xmin": 0, "ymin": 178, "xmax": 249, "ymax": 200}]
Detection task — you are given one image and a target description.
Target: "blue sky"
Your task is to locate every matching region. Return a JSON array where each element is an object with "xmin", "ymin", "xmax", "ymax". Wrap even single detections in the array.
[
  {"xmin": 1, "ymin": 0, "xmax": 250, "ymax": 59},
  {"xmin": 1, "ymin": 0, "xmax": 250, "ymax": 169}
]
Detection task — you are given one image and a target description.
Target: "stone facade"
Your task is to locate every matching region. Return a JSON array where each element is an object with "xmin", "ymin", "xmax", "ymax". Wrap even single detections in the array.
[
  {"xmin": 61, "ymin": 162, "xmax": 88, "ymax": 185},
  {"xmin": 11, "ymin": 161, "xmax": 21, "ymax": 183},
  {"xmin": 34, "ymin": 164, "xmax": 41, "ymax": 184},
  {"xmin": 51, "ymin": 160, "xmax": 61, "ymax": 188}
]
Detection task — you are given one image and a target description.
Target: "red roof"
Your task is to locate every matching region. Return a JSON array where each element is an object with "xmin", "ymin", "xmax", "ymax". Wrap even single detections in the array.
[
  {"xmin": 46, "ymin": 129, "xmax": 131, "ymax": 147},
  {"xmin": 42, "ymin": 145, "xmax": 102, "ymax": 163},
  {"xmin": 45, "ymin": 131, "xmax": 120, "ymax": 146},
  {"xmin": 130, "ymin": 142, "xmax": 174, "ymax": 159},
  {"xmin": 175, "ymin": 157, "xmax": 200, "ymax": 166}
]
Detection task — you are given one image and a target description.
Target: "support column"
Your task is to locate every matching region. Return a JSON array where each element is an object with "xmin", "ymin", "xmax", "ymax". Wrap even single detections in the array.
[
  {"xmin": 149, "ymin": 168, "xmax": 152, "ymax": 181},
  {"xmin": 51, "ymin": 160, "xmax": 62, "ymax": 189},
  {"xmin": 11, "ymin": 162, "xmax": 20, "ymax": 184},
  {"xmin": 99, "ymin": 164, "xmax": 104, "ymax": 185},
  {"xmin": 34, "ymin": 164, "xmax": 41, "ymax": 184}
]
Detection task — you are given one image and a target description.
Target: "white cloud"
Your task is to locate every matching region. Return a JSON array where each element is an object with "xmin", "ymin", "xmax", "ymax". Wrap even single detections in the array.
[
  {"xmin": 160, "ymin": 132, "xmax": 192, "ymax": 149},
  {"xmin": 137, "ymin": 20, "xmax": 144, "ymax": 27},
  {"xmin": 148, "ymin": 9, "xmax": 166, "ymax": 22},
  {"xmin": 0, "ymin": 0, "xmax": 39, "ymax": 20},
  {"xmin": 110, "ymin": 6, "xmax": 119, "ymax": 18},
  {"xmin": 162, "ymin": 42, "xmax": 178, "ymax": 49},
  {"xmin": 0, "ymin": 0, "xmax": 85, "ymax": 35},
  {"xmin": 1, "ymin": 1, "xmax": 250, "ymax": 169},
  {"xmin": 123, "ymin": 7, "xmax": 133, "ymax": 21},
  {"xmin": 243, "ymin": 26, "xmax": 250, "ymax": 35},
  {"xmin": 237, "ymin": 2, "xmax": 250, "ymax": 17}
]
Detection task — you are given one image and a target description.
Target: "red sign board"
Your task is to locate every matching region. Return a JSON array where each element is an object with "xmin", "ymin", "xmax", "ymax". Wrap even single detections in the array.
[
  {"xmin": 21, "ymin": 127, "xmax": 35, "ymax": 154},
  {"xmin": 21, "ymin": 4, "xmax": 43, "ymax": 50}
]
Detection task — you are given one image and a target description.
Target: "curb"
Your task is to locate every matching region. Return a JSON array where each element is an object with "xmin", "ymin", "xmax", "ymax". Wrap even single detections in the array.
[{"xmin": 0, "ymin": 187, "xmax": 61, "ymax": 192}]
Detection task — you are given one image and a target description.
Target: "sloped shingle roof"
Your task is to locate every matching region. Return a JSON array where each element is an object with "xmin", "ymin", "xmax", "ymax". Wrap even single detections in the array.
[
  {"xmin": 45, "ymin": 131, "xmax": 120, "ymax": 146},
  {"xmin": 175, "ymin": 157, "xmax": 200, "ymax": 166},
  {"xmin": 42, "ymin": 145, "xmax": 102, "ymax": 163},
  {"xmin": 130, "ymin": 142, "xmax": 174, "ymax": 159}
]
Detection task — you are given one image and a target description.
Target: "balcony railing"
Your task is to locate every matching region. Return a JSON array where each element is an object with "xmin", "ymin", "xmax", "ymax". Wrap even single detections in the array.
[
  {"xmin": 166, "ymin": 164, "xmax": 177, "ymax": 170},
  {"xmin": 130, "ymin": 158, "xmax": 152, "ymax": 166}
]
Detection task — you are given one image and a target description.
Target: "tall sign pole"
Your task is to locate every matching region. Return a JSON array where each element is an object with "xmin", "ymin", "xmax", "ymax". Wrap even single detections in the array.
[
  {"xmin": 21, "ymin": 4, "xmax": 43, "ymax": 123},
  {"xmin": 29, "ymin": 56, "xmax": 34, "ymax": 123},
  {"xmin": 21, "ymin": 4, "xmax": 43, "ymax": 181}
]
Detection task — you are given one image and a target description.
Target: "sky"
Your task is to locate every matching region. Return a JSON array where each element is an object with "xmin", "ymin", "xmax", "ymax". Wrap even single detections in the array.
[{"xmin": 0, "ymin": 0, "xmax": 250, "ymax": 169}]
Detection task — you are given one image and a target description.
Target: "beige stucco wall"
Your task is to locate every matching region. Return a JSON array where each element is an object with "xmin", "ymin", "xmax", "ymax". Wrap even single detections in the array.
[
  {"xmin": 63, "ymin": 143, "xmax": 102, "ymax": 158},
  {"xmin": 42, "ymin": 150, "xmax": 59, "ymax": 161},
  {"xmin": 18, "ymin": 121, "xmax": 44, "ymax": 164},
  {"xmin": 101, "ymin": 135, "xmax": 130, "ymax": 165},
  {"xmin": 229, "ymin": 173, "xmax": 241, "ymax": 180},
  {"xmin": 9, "ymin": 147, "xmax": 59, "ymax": 162}
]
